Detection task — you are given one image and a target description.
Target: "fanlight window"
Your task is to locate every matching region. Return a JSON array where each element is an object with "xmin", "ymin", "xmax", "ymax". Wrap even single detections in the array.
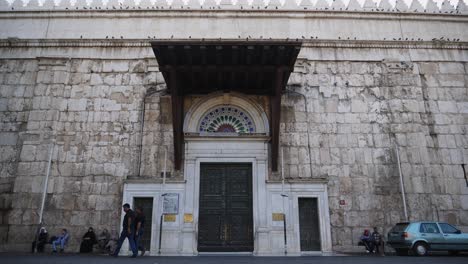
[{"xmin": 199, "ymin": 106, "xmax": 255, "ymax": 134}]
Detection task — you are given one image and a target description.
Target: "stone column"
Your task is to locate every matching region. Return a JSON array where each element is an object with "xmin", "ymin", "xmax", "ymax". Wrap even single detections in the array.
[
  {"xmin": 181, "ymin": 158, "xmax": 196, "ymax": 255},
  {"xmin": 254, "ymin": 151, "xmax": 270, "ymax": 255}
]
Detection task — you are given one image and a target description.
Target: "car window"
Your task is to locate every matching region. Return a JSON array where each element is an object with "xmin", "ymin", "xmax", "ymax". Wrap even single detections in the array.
[
  {"xmin": 420, "ymin": 223, "xmax": 440, "ymax": 234},
  {"xmin": 439, "ymin": 223, "xmax": 459, "ymax": 234},
  {"xmin": 390, "ymin": 223, "xmax": 409, "ymax": 232}
]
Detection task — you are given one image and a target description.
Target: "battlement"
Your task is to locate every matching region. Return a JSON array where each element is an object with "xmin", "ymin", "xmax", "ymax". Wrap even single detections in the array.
[{"xmin": 0, "ymin": 0, "xmax": 467, "ymax": 15}]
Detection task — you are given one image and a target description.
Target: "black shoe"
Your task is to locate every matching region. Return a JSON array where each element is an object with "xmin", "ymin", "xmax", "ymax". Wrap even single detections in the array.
[
  {"xmin": 59, "ymin": 249, "xmax": 64, "ymax": 253},
  {"xmin": 130, "ymin": 255, "xmax": 137, "ymax": 258},
  {"xmin": 52, "ymin": 250, "xmax": 57, "ymax": 254}
]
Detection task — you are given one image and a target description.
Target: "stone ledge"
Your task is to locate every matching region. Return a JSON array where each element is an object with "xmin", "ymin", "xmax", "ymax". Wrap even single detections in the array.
[
  {"xmin": 1, "ymin": 39, "xmax": 467, "ymax": 51},
  {"xmin": 1, "ymin": 8, "xmax": 468, "ymax": 20},
  {"xmin": 0, "ymin": 0, "xmax": 467, "ymax": 15},
  {"xmin": 266, "ymin": 178, "xmax": 329, "ymax": 184}
]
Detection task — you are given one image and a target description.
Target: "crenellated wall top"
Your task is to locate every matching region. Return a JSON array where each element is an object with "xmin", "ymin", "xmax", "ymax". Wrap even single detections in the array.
[
  {"xmin": 0, "ymin": 0, "xmax": 467, "ymax": 15},
  {"xmin": 1, "ymin": 0, "xmax": 467, "ymax": 42}
]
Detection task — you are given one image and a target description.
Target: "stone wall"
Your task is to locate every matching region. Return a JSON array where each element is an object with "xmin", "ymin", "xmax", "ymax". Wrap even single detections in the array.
[
  {"xmin": 279, "ymin": 58, "xmax": 468, "ymax": 251},
  {"xmin": 0, "ymin": 56, "xmax": 171, "ymax": 251},
  {"xmin": 0, "ymin": 45, "xmax": 467, "ymax": 252},
  {"xmin": 0, "ymin": 59, "xmax": 37, "ymax": 245}
]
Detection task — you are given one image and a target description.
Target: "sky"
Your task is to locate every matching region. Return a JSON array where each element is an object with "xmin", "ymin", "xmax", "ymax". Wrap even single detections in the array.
[{"xmin": 6, "ymin": 0, "xmax": 468, "ymax": 8}]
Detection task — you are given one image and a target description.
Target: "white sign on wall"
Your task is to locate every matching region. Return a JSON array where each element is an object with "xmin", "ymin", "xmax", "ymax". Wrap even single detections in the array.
[{"xmin": 163, "ymin": 193, "xmax": 179, "ymax": 214}]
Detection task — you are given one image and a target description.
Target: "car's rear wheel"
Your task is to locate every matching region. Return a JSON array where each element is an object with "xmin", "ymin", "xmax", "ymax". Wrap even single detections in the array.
[
  {"xmin": 413, "ymin": 242, "xmax": 429, "ymax": 256},
  {"xmin": 395, "ymin": 249, "xmax": 409, "ymax": 256}
]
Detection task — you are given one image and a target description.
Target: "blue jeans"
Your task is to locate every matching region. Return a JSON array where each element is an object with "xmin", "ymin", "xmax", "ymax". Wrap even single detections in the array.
[
  {"xmin": 135, "ymin": 228, "xmax": 144, "ymax": 251},
  {"xmin": 52, "ymin": 238, "xmax": 66, "ymax": 251},
  {"xmin": 113, "ymin": 229, "xmax": 137, "ymax": 257}
]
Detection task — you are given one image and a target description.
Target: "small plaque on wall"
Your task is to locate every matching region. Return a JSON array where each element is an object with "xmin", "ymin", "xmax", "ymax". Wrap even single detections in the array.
[
  {"xmin": 184, "ymin": 214, "xmax": 193, "ymax": 223},
  {"xmin": 164, "ymin": 214, "xmax": 177, "ymax": 222},
  {"xmin": 272, "ymin": 213, "xmax": 284, "ymax": 221},
  {"xmin": 163, "ymin": 193, "xmax": 179, "ymax": 214}
]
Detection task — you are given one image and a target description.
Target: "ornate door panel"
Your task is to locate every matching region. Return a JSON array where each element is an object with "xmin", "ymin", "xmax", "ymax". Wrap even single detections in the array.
[
  {"xmin": 299, "ymin": 198, "xmax": 321, "ymax": 251},
  {"xmin": 198, "ymin": 163, "xmax": 253, "ymax": 252}
]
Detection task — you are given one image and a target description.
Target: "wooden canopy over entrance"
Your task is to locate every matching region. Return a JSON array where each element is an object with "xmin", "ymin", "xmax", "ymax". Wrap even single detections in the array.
[{"xmin": 151, "ymin": 41, "xmax": 301, "ymax": 171}]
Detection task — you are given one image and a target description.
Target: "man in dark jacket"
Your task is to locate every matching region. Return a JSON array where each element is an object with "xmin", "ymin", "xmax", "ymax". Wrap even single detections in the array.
[
  {"xmin": 134, "ymin": 207, "xmax": 146, "ymax": 256},
  {"xmin": 111, "ymin": 204, "xmax": 138, "ymax": 258}
]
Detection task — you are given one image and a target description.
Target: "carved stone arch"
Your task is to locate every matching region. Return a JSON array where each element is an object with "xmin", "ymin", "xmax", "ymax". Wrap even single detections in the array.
[{"xmin": 184, "ymin": 92, "xmax": 269, "ymax": 135}]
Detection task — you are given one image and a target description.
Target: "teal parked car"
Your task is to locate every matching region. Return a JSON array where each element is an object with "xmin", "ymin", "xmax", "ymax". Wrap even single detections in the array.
[{"xmin": 387, "ymin": 222, "xmax": 468, "ymax": 256}]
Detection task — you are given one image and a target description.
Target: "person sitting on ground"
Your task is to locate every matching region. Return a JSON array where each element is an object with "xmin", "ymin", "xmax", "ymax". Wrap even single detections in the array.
[
  {"xmin": 52, "ymin": 229, "xmax": 70, "ymax": 253},
  {"xmin": 79, "ymin": 227, "xmax": 97, "ymax": 253},
  {"xmin": 360, "ymin": 229, "xmax": 374, "ymax": 253},
  {"xmin": 105, "ymin": 230, "xmax": 119, "ymax": 254},
  {"xmin": 97, "ymin": 228, "xmax": 111, "ymax": 253},
  {"xmin": 32, "ymin": 227, "xmax": 48, "ymax": 253}
]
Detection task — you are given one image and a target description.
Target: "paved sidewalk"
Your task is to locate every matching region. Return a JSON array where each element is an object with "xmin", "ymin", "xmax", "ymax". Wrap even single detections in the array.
[{"xmin": 0, "ymin": 253, "xmax": 467, "ymax": 264}]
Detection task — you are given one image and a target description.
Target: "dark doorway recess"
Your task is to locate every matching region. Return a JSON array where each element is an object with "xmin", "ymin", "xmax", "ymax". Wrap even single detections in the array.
[
  {"xmin": 151, "ymin": 41, "xmax": 301, "ymax": 171},
  {"xmin": 198, "ymin": 163, "xmax": 253, "ymax": 252},
  {"xmin": 133, "ymin": 197, "xmax": 153, "ymax": 251},
  {"xmin": 299, "ymin": 198, "xmax": 321, "ymax": 251}
]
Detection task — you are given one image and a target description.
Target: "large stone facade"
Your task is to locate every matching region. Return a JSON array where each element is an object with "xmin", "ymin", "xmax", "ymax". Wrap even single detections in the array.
[{"xmin": 1, "ymin": 0, "xmax": 468, "ymax": 254}]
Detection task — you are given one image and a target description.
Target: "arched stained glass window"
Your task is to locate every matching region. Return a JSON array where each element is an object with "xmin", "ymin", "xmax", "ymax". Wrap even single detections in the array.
[{"xmin": 199, "ymin": 106, "xmax": 255, "ymax": 134}]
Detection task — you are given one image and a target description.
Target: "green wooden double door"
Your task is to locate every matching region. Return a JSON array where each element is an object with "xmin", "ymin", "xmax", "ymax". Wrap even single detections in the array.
[{"xmin": 198, "ymin": 163, "xmax": 253, "ymax": 252}]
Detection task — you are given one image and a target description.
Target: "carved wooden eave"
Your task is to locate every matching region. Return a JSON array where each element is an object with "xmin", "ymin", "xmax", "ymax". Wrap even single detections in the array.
[{"xmin": 151, "ymin": 40, "xmax": 301, "ymax": 171}]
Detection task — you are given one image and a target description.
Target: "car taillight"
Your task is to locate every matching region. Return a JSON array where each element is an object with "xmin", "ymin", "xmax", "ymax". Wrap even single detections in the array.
[{"xmin": 402, "ymin": 232, "xmax": 409, "ymax": 238}]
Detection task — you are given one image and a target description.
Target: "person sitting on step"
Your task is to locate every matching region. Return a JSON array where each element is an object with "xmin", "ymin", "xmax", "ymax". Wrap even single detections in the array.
[{"xmin": 52, "ymin": 229, "xmax": 70, "ymax": 253}]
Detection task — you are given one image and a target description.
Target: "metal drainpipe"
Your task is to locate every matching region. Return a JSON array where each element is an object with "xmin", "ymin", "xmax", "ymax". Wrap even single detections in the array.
[
  {"xmin": 136, "ymin": 88, "xmax": 167, "ymax": 178},
  {"xmin": 38, "ymin": 142, "xmax": 54, "ymax": 225},
  {"xmin": 284, "ymin": 89, "xmax": 314, "ymax": 178},
  {"xmin": 395, "ymin": 142, "xmax": 409, "ymax": 222}
]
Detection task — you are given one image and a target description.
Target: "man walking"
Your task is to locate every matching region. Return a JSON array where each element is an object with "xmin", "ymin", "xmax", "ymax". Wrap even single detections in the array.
[
  {"xmin": 112, "ymin": 203, "xmax": 138, "ymax": 258},
  {"xmin": 134, "ymin": 207, "xmax": 146, "ymax": 256}
]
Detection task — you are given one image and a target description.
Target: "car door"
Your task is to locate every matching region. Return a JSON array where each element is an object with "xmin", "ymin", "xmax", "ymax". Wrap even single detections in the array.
[
  {"xmin": 419, "ymin": 223, "xmax": 445, "ymax": 250},
  {"xmin": 438, "ymin": 223, "xmax": 468, "ymax": 251}
]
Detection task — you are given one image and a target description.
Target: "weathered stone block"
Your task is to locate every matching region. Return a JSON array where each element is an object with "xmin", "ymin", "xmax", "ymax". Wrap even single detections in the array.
[
  {"xmin": 0, "ymin": 132, "xmax": 18, "ymax": 146},
  {"xmin": 129, "ymin": 60, "xmax": 147, "ymax": 73},
  {"xmin": 102, "ymin": 61, "xmax": 129, "ymax": 73},
  {"xmin": 52, "ymin": 71, "xmax": 69, "ymax": 84},
  {"xmin": 438, "ymin": 74, "xmax": 465, "ymax": 87},
  {"xmin": 418, "ymin": 62, "xmax": 438, "ymax": 74},
  {"xmin": 438, "ymin": 62, "xmax": 465, "ymax": 74},
  {"xmin": 457, "ymin": 102, "xmax": 468, "ymax": 113},
  {"xmin": 19, "ymin": 145, "xmax": 36, "ymax": 162},
  {"xmin": 438, "ymin": 101, "xmax": 458, "ymax": 113},
  {"xmin": 67, "ymin": 99, "xmax": 87, "ymax": 111},
  {"xmin": 351, "ymin": 100, "xmax": 367, "ymax": 113},
  {"xmin": 90, "ymin": 73, "xmax": 103, "ymax": 85}
]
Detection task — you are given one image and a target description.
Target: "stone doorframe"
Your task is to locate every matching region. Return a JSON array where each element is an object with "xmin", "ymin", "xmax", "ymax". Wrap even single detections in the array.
[
  {"xmin": 179, "ymin": 92, "xmax": 332, "ymax": 255},
  {"xmin": 181, "ymin": 136, "xmax": 270, "ymax": 255},
  {"xmin": 182, "ymin": 137, "xmax": 333, "ymax": 256}
]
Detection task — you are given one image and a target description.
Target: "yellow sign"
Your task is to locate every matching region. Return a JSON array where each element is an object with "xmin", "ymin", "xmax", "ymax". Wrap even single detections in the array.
[
  {"xmin": 184, "ymin": 214, "xmax": 193, "ymax": 223},
  {"xmin": 272, "ymin": 213, "xmax": 284, "ymax": 221},
  {"xmin": 164, "ymin": 214, "xmax": 177, "ymax": 222}
]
